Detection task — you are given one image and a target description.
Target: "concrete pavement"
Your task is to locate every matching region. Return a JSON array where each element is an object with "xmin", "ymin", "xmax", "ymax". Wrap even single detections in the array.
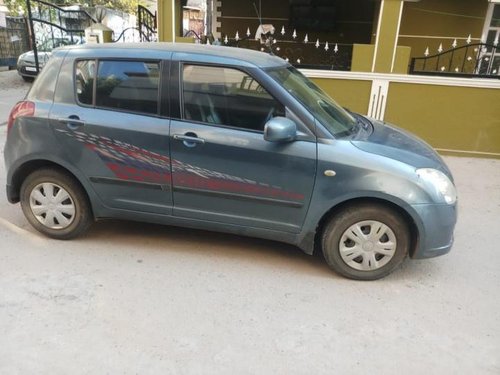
[
  {"xmin": 0, "ymin": 70, "xmax": 499, "ymax": 374},
  {"xmin": 0, "ymin": 70, "xmax": 31, "ymax": 125}
]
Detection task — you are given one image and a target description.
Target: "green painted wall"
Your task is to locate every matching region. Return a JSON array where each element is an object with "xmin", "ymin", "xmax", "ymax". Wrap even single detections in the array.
[
  {"xmin": 398, "ymin": 0, "xmax": 488, "ymax": 59},
  {"xmin": 310, "ymin": 77, "xmax": 372, "ymax": 115},
  {"xmin": 384, "ymin": 83, "xmax": 500, "ymax": 156}
]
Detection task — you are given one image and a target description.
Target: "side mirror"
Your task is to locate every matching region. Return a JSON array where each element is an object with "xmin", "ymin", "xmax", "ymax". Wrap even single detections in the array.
[{"xmin": 263, "ymin": 116, "xmax": 297, "ymax": 142}]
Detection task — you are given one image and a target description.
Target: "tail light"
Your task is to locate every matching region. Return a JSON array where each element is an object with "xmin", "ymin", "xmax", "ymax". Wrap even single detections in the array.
[{"xmin": 7, "ymin": 101, "xmax": 35, "ymax": 134}]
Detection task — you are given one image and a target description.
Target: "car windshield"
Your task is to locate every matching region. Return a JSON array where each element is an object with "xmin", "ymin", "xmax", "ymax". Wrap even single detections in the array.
[{"xmin": 267, "ymin": 66, "xmax": 356, "ymax": 137}]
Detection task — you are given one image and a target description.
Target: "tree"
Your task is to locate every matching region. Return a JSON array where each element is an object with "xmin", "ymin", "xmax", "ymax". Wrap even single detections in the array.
[
  {"xmin": 88, "ymin": 0, "xmax": 140, "ymax": 16},
  {"xmin": 5, "ymin": 0, "xmax": 141, "ymax": 17}
]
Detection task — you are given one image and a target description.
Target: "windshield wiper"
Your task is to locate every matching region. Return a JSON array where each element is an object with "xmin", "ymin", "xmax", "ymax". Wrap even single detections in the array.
[
  {"xmin": 345, "ymin": 109, "xmax": 372, "ymax": 132},
  {"xmin": 349, "ymin": 120, "xmax": 362, "ymax": 135}
]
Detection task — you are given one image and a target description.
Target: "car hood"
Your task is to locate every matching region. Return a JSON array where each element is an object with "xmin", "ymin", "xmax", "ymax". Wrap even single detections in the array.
[
  {"xmin": 19, "ymin": 51, "xmax": 51, "ymax": 64},
  {"xmin": 350, "ymin": 118, "xmax": 453, "ymax": 179}
]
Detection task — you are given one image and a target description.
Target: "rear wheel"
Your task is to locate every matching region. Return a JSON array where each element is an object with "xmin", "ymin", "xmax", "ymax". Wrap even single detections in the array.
[
  {"xmin": 20, "ymin": 168, "xmax": 92, "ymax": 239},
  {"xmin": 322, "ymin": 203, "xmax": 410, "ymax": 280}
]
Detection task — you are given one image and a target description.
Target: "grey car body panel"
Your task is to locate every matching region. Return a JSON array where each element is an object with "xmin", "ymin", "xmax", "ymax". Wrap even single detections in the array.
[
  {"xmin": 67, "ymin": 43, "xmax": 285, "ymax": 69},
  {"xmin": 296, "ymin": 139, "xmax": 456, "ymax": 255},
  {"xmin": 4, "ymin": 43, "xmax": 457, "ymax": 259},
  {"xmin": 4, "ymin": 118, "xmax": 106, "ymax": 213},
  {"xmin": 50, "ymin": 52, "xmax": 174, "ymax": 215},
  {"xmin": 352, "ymin": 120, "xmax": 453, "ymax": 179}
]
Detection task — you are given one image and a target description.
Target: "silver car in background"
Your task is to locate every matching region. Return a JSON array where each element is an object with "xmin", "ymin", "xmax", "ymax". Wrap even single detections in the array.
[{"xmin": 17, "ymin": 37, "xmax": 83, "ymax": 80}]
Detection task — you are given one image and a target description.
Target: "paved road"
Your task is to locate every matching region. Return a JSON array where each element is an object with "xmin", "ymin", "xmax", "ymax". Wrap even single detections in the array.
[
  {"xmin": 0, "ymin": 71, "xmax": 499, "ymax": 374},
  {"xmin": 0, "ymin": 71, "xmax": 31, "ymax": 125}
]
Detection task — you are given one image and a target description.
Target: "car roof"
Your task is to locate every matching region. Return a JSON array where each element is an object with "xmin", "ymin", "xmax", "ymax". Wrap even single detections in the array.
[{"xmin": 57, "ymin": 42, "xmax": 288, "ymax": 69}]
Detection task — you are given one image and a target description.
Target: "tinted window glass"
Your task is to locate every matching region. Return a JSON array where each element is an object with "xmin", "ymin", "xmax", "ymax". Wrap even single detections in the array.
[
  {"xmin": 75, "ymin": 59, "xmax": 96, "ymax": 105},
  {"xmin": 268, "ymin": 66, "xmax": 356, "ymax": 138},
  {"xmin": 96, "ymin": 60, "xmax": 160, "ymax": 115},
  {"xmin": 182, "ymin": 65, "xmax": 285, "ymax": 132}
]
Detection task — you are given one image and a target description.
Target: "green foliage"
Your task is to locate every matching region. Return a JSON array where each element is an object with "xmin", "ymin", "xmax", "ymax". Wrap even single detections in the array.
[
  {"xmin": 5, "ymin": 0, "xmax": 141, "ymax": 17},
  {"xmin": 91, "ymin": 0, "xmax": 140, "ymax": 16},
  {"xmin": 4, "ymin": 0, "xmax": 27, "ymax": 16}
]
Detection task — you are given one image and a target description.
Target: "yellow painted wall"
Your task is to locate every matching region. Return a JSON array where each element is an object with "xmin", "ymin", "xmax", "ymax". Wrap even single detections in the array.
[
  {"xmin": 158, "ymin": 0, "xmax": 181, "ymax": 42},
  {"xmin": 373, "ymin": 0, "xmax": 404, "ymax": 73},
  {"xmin": 310, "ymin": 75, "xmax": 500, "ymax": 158},
  {"xmin": 399, "ymin": 0, "xmax": 488, "ymax": 59},
  {"xmin": 352, "ymin": 44, "xmax": 410, "ymax": 73},
  {"xmin": 351, "ymin": 44, "xmax": 374, "ymax": 72},
  {"xmin": 311, "ymin": 77, "xmax": 372, "ymax": 115},
  {"xmin": 393, "ymin": 46, "xmax": 411, "ymax": 74},
  {"xmin": 384, "ymin": 83, "xmax": 500, "ymax": 156}
]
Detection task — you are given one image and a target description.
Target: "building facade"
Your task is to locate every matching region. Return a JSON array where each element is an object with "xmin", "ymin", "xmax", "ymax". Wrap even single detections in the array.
[{"xmin": 157, "ymin": 0, "xmax": 499, "ymax": 158}]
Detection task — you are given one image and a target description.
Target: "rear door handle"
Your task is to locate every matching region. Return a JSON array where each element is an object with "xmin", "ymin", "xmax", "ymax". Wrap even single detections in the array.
[
  {"xmin": 173, "ymin": 133, "xmax": 205, "ymax": 147},
  {"xmin": 57, "ymin": 115, "xmax": 85, "ymax": 129}
]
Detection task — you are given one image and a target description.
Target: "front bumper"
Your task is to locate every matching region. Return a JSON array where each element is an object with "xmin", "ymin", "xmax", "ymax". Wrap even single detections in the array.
[
  {"xmin": 410, "ymin": 203, "xmax": 457, "ymax": 259},
  {"xmin": 17, "ymin": 63, "xmax": 39, "ymax": 77}
]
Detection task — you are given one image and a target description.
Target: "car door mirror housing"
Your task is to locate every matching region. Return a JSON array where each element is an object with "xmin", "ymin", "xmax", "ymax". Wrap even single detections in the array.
[{"xmin": 264, "ymin": 117, "xmax": 297, "ymax": 142}]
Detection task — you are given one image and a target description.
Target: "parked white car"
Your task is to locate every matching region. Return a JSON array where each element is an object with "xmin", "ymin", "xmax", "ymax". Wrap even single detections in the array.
[{"xmin": 17, "ymin": 37, "xmax": 84, "ymax": 80}]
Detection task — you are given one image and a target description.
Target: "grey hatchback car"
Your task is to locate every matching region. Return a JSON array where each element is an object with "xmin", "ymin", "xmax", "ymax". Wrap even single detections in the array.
[{"xmin": 5, "ymin": 43, "xmax": 457, "ymax": 280}]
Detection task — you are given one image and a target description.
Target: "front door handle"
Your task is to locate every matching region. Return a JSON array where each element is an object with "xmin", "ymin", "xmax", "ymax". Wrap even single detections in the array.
[{"xmin": 173, "ymin": 133, "xmax": 205, "ymax": 148}]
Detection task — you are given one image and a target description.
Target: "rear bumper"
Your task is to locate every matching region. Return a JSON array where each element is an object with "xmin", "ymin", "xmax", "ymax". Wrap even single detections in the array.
[{"xmin": 410, "ymin": 203, "xmax": 457, "ymax": 259}]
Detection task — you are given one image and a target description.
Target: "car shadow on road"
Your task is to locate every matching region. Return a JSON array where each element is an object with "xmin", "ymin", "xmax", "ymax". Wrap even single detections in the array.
[
  {"xmin": 81, "ymin": 219, "xmax": 337, "ymax": 279},
  {"xmin": 79, "ymin": 219, "xmax": 443, "ymax": 282}
]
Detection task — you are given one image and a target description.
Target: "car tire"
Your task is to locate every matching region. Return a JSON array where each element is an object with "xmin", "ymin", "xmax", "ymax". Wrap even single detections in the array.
[
  {"xmin": 322, "ymin": 203, "xmax": 410, "ymax": 280},
  {"xmin": 20, "ymin": 168, "xmax": 92, "ymax": 239}
]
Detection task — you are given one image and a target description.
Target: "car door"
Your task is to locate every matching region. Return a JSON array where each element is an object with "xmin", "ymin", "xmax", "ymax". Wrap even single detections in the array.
[
  {"xmin": 169, "ymin": 60, "xmax": 317, "ymax": 233},
  {"xmin": 50, "ymin": 57, "xmax": 173, "ymax": 215}
]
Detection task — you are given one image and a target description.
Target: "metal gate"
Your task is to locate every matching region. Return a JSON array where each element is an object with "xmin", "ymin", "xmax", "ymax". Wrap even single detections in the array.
[
  {"xmin": 410, "ymin": 42, "xmax": 500, "ymax": 79},
  {"xmin": 137, "ymin": 5, "xmax": 157, "ymax": 42},
  {"xmin": 26, "ymin": 0, "xmax": 96, "ymax": 74},
  {"xmin": 0, "ymin": 16, "xmax": 30, "ymax": 68}
]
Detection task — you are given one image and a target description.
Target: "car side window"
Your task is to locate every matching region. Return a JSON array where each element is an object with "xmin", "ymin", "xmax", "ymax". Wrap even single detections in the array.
[
  {"xmin": 182, "ymin": 64, "xmax": 285, "ymax": 132},
  {"xmin": 75, "ymin": 60, "xmax": 96, "ymax": 105},
  {"xmin": 95, "ymin": 60, "xmax": 160, "ymax": 115}
]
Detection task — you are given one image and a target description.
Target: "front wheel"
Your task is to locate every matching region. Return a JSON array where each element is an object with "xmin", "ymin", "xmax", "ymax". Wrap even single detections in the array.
[
  {"xmin": 20, "ymin": 168, "xmax": 92, "ymax": 239},
  {"xmin": 322, "ymin": 203, "xmax": 410, "ymax": 280}
]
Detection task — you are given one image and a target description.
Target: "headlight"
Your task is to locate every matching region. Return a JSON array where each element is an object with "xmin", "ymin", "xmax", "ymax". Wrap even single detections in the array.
[{"xmin": 417, "ymin": 168, "xmax": 457, "ymax": 204}]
